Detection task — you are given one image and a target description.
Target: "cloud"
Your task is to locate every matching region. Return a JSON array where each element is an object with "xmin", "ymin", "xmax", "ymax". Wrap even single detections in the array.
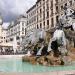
[
  {"xmin": 0, "ymin": 0, "xmax": 37, "ymax": 22},
  {"xmin": 2, "ymin": 22, "xmax": 10, "ymax": 29}
]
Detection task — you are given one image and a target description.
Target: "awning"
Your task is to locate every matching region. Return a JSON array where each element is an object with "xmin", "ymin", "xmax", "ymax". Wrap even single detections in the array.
[{"xmin": 0, "ymin": 43, "xmax": 13, "ymax": 47}]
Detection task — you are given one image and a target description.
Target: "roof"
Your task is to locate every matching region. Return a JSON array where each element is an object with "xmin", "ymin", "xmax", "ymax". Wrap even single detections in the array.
[
  {"xmin": 7, "ymin": 15, "xmax": 26, "ymax": 29},
  {"xmin": 26, "ymin": 4, "xmax": 36, "ymax": 13},
  {"xmin": 36, "ymin": 0, "xmax": 41, "ymax": 3},
  {"xmin": 0, "ymin": 43, "xmax": 13, "ymax": 47}
]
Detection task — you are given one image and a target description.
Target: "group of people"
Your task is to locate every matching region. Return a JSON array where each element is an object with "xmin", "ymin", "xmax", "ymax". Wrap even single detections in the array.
[{"xmin": 0, "ymin": 49, "xmax": 14, "ymax": 55}]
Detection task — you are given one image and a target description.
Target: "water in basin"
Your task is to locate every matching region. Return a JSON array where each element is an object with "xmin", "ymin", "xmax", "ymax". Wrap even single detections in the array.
[{"xmin": 0, "ymin": 58, "xmax": 75, "ymax": 72}]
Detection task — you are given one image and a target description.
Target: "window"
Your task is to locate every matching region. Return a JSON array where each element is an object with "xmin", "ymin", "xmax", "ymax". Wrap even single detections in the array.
[
  {"xmin": 10, "ymin": 38, "xmax": 13, "ymax": 41},
  {"xmin": 40, "ymin": 1, "xmax": 41, "ymax": 5},
  {"xmin": 37, "ymin": 16, "xmax": 38, "ymax": 22},
  {"xmin": 4, "ymin": 37, "xmax": 5, "ymax": 39},
  {"xmin": 6, "ymin": 40, "xmax": 7, "ymax": 42},
  {"xmin": 51, "ymin": 9, "xmax": 53, "ymax": 16},
  {"xmin": 17, "ymin": 42, "xmax": 20, "ymax": 45},
  {"xmin": 22, "ymin": 28, "xmax": 24, "ymax": 31},
  {"xmin": 43, "ymin": 11, "xmax": 45, "ymax": 20},
  {"xmin": 61, "ymin": 6, "xmax": 63, "ymax": 10},
  {"xmin": 22, "ymin": 32, "xmax": 24, "ymax": 34},
  {"xmin": 56, "ymin": 6, "xmax": 58, "ymax": 13},
  {"xmin": 43, "ymin": 21, "xmax": 45, "ymax": 29},
  {"xmin": 46, "ymin": 3, "xmax": 49, "ymax": 10},
  {"xmin": 51, "ymin": 0, "xmax": 53, "ymax": 8},
  {"xmin": 47, "ymin": 11, "xmax": 49, "ymax": 18},
  {"xmin": 40, "ymin": 23, "xmax": 42, "ymax": 28},
  {"xmin": 56, "ymin": 16, "xmax": 59, "ymax": 23},
  {"xmin": 16, "ymin": 36, "xmax": 19, "ymax": 40},
  {"xmin": 51, "ymin": 18, "xmax": 54, "ymax": 27},
  {"xmin": 37, "ymin": 24, "xmax": 39, "ymax": 29},
  {"xmin": 56, "ymin": 0, "xmax": 58, "ymax": 4},
  {"xmin": 47, "ymin": 20, "xmax": 49, "ymax": 28},
  {"xmin": 40, "ymin": 9, "xmax": 42, "ymax": 13}
]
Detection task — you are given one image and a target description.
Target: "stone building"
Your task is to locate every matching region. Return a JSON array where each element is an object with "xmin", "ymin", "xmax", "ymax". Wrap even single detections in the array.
[
  {"xmin": 26, "ymin": 4, "xmax": 37, "ymax": 36},
  {"xmin": 25, "ymin": 0, "xmax": 75, "ymax": 44},
  {"xmin": 0, "ymin": 16, "xmax": 3, "ymax": 43},
  {"xmin": 36, "ymin": 0, "xmax": 59, "ymax": 30},
  {"xmin": 26, "ymin": 0, "xmax": 60, "ymax": 32},
  {"xmin": 6, "ymin": 15, "xmax": 27, "ymax": 52},
  {"xmin": 26, "ymin": 0, "xmax": 75, "ymax": 31},
  {"xmin": 0, "ymin": 15, "xmax": 13, "ymax": 52}
]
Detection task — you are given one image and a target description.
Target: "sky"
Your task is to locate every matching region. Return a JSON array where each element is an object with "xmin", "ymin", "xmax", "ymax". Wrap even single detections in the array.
[{"xmin": 0, "ymin": 0, "xmax": 37, "ymax": 22}]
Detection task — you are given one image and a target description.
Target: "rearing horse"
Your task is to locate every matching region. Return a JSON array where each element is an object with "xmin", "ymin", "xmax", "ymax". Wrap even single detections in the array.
[
  {"xmin": 59, "ymin": 8, "xmax": 75, "ymax": 31},
  {"xmin": 47, "ymin": 27, "xmax": 67, "ymax": 57},
  {"xmin": 59, "ymin": 7, "xmax": 75, "ymax": 48}
]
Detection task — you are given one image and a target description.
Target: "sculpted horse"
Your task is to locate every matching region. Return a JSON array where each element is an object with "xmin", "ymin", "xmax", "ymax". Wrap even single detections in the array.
[
  {"xmin": 58, "ymin": 7, "xmax": 75, "ymax": 48},
  {"xmin": 59, "ymin": 7, "xmax": 75, "ymax": 31},
  {"xmin": 47, "ymin": 27, "xmax": 67, "ymax": 57}
]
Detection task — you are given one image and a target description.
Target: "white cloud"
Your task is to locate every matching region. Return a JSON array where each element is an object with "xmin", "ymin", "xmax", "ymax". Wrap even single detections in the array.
[
  {"xmin": 0, "ymin": 0, "xmax": 37, "ymax": 22},
  {"xmin": 2, "ymin": 22, "xmax": 10, "ymax": 29}
]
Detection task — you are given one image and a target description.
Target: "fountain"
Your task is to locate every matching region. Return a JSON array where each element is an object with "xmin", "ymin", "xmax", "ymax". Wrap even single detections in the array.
[
  {"xmin": 48, "ymin": 5, "xmax": 75, "ymax": 54},
  {"xmin": 22, "ymin": 5, "xmax": 75, "ymax": 66}
]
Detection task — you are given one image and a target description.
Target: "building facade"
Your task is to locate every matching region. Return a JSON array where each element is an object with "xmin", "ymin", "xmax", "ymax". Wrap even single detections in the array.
[
  {"xmin": 26, "ymin": 0, "xmax": 60, "ymax": 32},
  {"xmin": 26, "ymin": 4, "xmax": 37, "ymax": 35},
  {"xmin": 0, "ymin": 16, "xmax": 3, "ymax": 43},
  {"xmin": 6, "ymin": 15, "xmax": 27, "ymax": 52},
  {"xmin": 36, "ymin": 0, "xmax": 59, "ymax": 30},
  {"xmin": 1, "ymin": 29, "xmax": 7, "ymax": 43},
  {"xmin": 0, "ymin": 16, "xmax": 13, "ymax": 52},
  {"xmin": 0, "ymin": 18, "xmax": 7, "ymax": 44},
  {"xmin": 26, "ymin": 0, "xmax": 75, "ymax": 33}
]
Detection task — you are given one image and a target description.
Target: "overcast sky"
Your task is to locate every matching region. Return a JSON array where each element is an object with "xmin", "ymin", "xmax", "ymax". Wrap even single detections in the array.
[{"xmin": 0, "ymin": 0, "xmax": 36, "ymax": 22}]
